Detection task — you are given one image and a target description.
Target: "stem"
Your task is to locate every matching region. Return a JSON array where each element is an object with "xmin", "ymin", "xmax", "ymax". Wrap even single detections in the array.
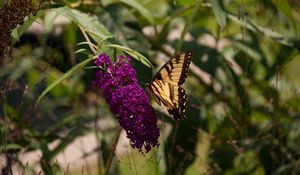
[
  {"xmin": 94, "ymin": 114, "xmax": 104, "ymax": 175},
  {"xmin": 104, "ymin": 127, "xmax": 122, "ymax": 175},
  {"xmin": 80, "ymin": 27, "xmax": 97, "ymax": 54}
]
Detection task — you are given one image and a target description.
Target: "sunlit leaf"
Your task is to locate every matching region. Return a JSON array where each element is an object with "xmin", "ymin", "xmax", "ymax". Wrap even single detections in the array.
[
  {"xmin": 44, "ymin": 10, "xmax": 60, "ymax": 32},
  {"xmin": 272, "ymin": 0, "xmax": 297, "ymax": 34},
  {"xmin": 53, "ymin": 7, "xmax": 112, "ymax": 43},
  {"xmin": 227, "ymin": 13, "xmax": 295, "ymax": 47},
  {"xmin": 209, "ymin": 0, "xmax": 227, "ymax": 30},
  {"xmin": 117, "ymin": 0, "xmax": 155, "ymax": 24},
  {"xmin": 11, "ymin": 16, "xmax": 35, "ymax": 43}
]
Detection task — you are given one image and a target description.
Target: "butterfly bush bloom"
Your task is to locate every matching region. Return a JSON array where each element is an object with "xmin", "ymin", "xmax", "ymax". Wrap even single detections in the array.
[{"xmin": 94, "ymin": 53, "xmax": 159, "ymax": 152}]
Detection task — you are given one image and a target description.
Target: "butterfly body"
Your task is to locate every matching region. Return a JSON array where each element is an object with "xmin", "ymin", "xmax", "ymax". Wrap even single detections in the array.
[{"xmin": 147, "ymin": 52, "xmax": 192, "ymax": 120}]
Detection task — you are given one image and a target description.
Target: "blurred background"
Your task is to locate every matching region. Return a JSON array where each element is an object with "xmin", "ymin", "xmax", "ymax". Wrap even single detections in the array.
[{"xmin": 1, "ymin": 0, "xmax": 300, "ymax": 174}]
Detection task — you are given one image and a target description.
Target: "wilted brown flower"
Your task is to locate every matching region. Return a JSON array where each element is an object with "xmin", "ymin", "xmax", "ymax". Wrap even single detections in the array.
[{"xmin": 0, "ymin": 0, "xmax": 41, "ymax": 57}]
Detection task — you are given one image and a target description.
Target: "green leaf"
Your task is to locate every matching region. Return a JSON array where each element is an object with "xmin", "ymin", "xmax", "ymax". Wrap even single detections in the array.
[
  {"xmin": 233, "ymin": 41, "xmax": 263, "ymax": 61},
  {"xmin": 35, "ymin": 57, "xmax": 94, "ymax": 107},
  {"xmin": 75, "ymin": 48, "xmax": 91, "ymax": 56},
  {"xmin": 76, "ymin": 41, "xmax": 97, "ymax": 47},
  {"xmin": 0, "ymin": 144, "xmax": 22, "ymax": 151},
  {"xmin": 117, "ymin": 0, "xmax": 155, "ymax": 25},
  {"xmin": 11, "ymin": 16, "xmax": 35, "ymax": 43},
  {"xmin": 44, "ymin": 10, "xmax": 60, "ymax": 32},
  {"xmin": 272, "ymin": 0, "xmax": 297, "ymax": 35},
  {"xmin": 53, "ymin": 7, "xmax": 112, "ymax": 43},
  {"xmin": 176, "ymin": 0, "xmax": 201, "ymax": 51},
  {"xmin": 209, "ymin": 0, "xmax": 227, "ymax": 30},
  {"xmin": 84, "ymin": 66, "xmax": 98, "ymax": 69},
  {"xmin": 227, "ymin": 13, "xmax": 295, "ymax": 47},
  {"xmin": 104, "ymin": 44, "xmax": 153, "ymax": 68}
]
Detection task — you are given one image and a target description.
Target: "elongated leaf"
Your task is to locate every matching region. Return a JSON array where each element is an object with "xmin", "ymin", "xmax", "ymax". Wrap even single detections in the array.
[
  {"xmin": 53, "ymin": 7, "xmax": 112, "ymax": 43},
  {"xmin": 76, "ymin": 41, "xmax": 97, "ymax": 47},
  {"xmin": 176, "ymin": 0, "xmax": 201, "ymax": 51},
  {"xmin": 272, "ymin": 0, "xmax": 297, "ymax": 34},
  {"xmin": 117, "ymin": 0, "xmax": 155, "ymax": 24},
  {"xmin": 11, "ymin": 16, "xmax": 35, "ymax": 43},
  {"xmin": 44, "ymin": 10, "xmax": 60, "ymax": 32},
  {"xmin": 209, "ymin": 0, "xmax": 227, "ymax": 30},
  {"xmin": 233, "ymin": 41, "xmax": 263, "ymax": 61},
  {"xmin": 0, "ymin": 144, "xmax": 22, "ymax": 151},
  {"xmin": 75, "ymin": 48, "xmax": 91, "ymax": 56},
  {"xmin": 35, "ymin": 57, "xmax": 93, "ymax": 107},
  {"xmin": 227, "ymin": 13, "xmax": 294, "ymax": 47},
  {"xmin": 104, "ymin": 44, "xmax": 153, "ymax": 68}
]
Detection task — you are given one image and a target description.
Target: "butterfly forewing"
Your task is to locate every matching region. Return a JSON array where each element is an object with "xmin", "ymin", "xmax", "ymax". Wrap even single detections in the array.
[
  {"xmin": 149, "ymin": 52, "xmax": 192, "ymax": 120},
  {"xmin": 153, "ymin": 52, "xmax": 192, "ymax": 86}
]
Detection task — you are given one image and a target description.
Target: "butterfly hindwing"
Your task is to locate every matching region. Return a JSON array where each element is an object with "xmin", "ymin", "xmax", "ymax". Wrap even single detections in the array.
[
  {"xmin": 150, "ymin": 80, "xmax": 173, "ymax": 108},
  {"xmin": 150, "ymin": 80, "xmax": 187, "ymax": 120},
  {"xmin": 167, "ymin": 86, "xmax": 187, "ymax": 120},
  {"xmin": 149, "ymin": 52, "xmax": 192, "ymax": 120}
]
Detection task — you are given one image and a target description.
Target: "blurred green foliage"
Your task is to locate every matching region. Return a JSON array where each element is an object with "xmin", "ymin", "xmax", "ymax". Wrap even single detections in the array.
[{"xmin": 1, "ymin": 0, "xmax": 300, "ymax": 174}]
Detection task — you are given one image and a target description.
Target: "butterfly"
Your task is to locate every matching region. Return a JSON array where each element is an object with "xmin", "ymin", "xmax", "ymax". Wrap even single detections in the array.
[{"xmin": 147, "ymin": 52, "xmax": 192, "ymax": 120}]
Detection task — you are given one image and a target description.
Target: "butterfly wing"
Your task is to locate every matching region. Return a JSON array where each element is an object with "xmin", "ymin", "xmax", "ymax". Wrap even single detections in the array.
[
  {"xmin": 149, "ymin": 80, "xmax": 187, "ymax": 120},
  {"xmin": 153, "ymin": 52, "xmax": 192, "ymax": 85},
  {"xmin": 149, "ymin": 52, "xmax": 192, "ymax": 120}
]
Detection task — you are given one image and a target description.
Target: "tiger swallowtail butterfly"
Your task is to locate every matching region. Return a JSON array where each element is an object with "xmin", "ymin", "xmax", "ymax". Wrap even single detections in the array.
[{"xmin": 147, "ymin": 52, "xmax": 192, "ymax": 120}]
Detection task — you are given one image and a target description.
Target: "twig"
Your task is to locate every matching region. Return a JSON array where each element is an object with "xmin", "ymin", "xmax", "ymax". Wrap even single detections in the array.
[
  {"xmin": 80, "ymin": 27, "xmax": 97, "ymax": 54},
  {"xmin": 104, "ymin": 127, "xmax": 122, "ymax": 175},
  {"xmin": 94, "ymin": 113, "xmax": 104, "ymax": 174}
]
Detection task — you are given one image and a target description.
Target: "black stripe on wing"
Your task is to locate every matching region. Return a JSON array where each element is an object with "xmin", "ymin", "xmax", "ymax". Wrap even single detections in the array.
[
  {"xmin": 154, "ymin": 52, "xmax": 192, "ymax": 86},
  {"xmin": 167, "ymin": 86, "xmax": 187, "ymax": 120},
  {"xmin": 178, "ymin": 52, "xmax": 192, "ymax": 86}
]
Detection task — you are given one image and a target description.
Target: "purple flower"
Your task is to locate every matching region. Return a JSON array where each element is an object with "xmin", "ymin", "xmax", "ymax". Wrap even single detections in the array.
[
  {"xmin": 95, "ymin": 53, "xmax": 110, "ymax": 67},
  {"xmin": 94, "ymin": 53, "xmax": 159, "ymax": 152}
]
